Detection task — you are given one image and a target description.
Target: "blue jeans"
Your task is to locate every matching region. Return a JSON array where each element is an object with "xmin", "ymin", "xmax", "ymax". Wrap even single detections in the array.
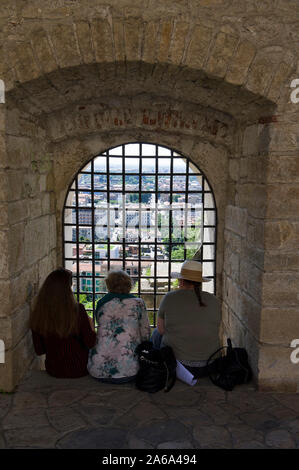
[{"xmin": 151, "ymin": 328, "xmax": 166, "ymax": 349}]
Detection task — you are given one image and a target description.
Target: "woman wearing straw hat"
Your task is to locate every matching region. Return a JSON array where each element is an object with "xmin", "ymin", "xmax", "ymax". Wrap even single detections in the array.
[{"xmin": 151, "ymin": 260, "xmax": 221, "ymax": 378}]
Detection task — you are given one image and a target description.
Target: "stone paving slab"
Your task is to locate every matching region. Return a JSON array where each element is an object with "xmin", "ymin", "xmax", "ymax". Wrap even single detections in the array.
[{"xmin": 0, "ymin": 371, "xmax": 299, "ymax": 449}]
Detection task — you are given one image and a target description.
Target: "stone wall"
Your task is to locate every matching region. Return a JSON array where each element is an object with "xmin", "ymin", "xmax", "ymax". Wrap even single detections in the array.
[
  {"xmin": 259, "ymin": 96, "xmax": 299, "ymax": 391},
  {"xmin": 0, "ymin": 97, "xmax": 56, "ymax": 391},
  {"xmin": 222, "ymin": 122, "xmax": 269, "ymax": 382}
]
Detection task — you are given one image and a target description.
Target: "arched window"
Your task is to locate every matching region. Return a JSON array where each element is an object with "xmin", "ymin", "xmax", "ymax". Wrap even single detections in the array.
[{"xmin": 63, "ymin": 143, "xmax": 217, "ymax": 326}]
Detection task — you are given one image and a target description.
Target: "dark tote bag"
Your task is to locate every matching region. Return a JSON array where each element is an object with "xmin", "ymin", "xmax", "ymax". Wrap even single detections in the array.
[
  {"xmin": 207, "ymin": 338, "xmax": 252, "ymax": 391},
  {"xmin": 135, "ymin": 341, "xmax": 177, "ymax": 393}
]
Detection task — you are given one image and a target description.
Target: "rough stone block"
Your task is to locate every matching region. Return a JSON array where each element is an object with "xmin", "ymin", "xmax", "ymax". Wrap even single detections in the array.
[
  {"xmin": 245, "ymin": 155, "xmax": 267, "ymax": 184},
  {"xmin": 267, "ymin": 62, "xmax": 292, "ymax": 103},
  {"xmin": 0, "ymin": 109, "xmax": 5, "ymax": 133},
  {"xmin": 257, "ymin": 344, "xmax": 299, "ymax": 392},
  {"xmin": 229, "ymin": 158, "xmax": 239, "ymax": 181},
  {"xmin": 8, "ymin": 200, "xmax": 28, "ymax": 225},
  {"xmin": 223, "ymin": 249, "xmax": 240, "ymax": 282},
  {"xmin": 0, "ymin": 230, "xmax": 9, "ymax": 279},
  {"xmin": 75, "ymin": 21, "xmax": 94, "ymax": 64},
  {"xmin": 157, "ymin": 20, "xmax": 173, "ymax": 62},
  {"xmin": 49, "ymin": 215, "xmax": 57, "ymax": 250},
  {"xmin": 5, "ymin": 136, "xmax": 34, "ymax": 170},
  {"xmin": 224, "ymin": 229, "xmax": 242, "ymax": 254},
  {"xmin": 240, "ymin": 260, "xmax": 263, "ymax": 304},
  {"xmin": 109, "ymin": 19, "xmax": 124, "ymax": 64},
  {"xmin": 0, "ymin": 172, "xmax": 9, "ymax": 202},
  {"xmin": 242, "ymin": 243, "xmax": 264, "ymax": 270},
  {"xmin": 263, "ymin": 272, "xmax": 299, "ymax": 307},
  {"xmin": 240, "ymin": 292, "xmax": 261, "ymax": 339},
  {"xmin": 267, "ymin": 184, "xmax": 299, "ymax": 219},
  {"xmin": 124, "ymin": 19, "xmax": 142, "ymax": 62},
  {"xmin": 91, "ymin": 18, "xmax": 114, "ymax": 63},
  {"xmin": 29, "ymin": 198, "xmax": 42, "ymax": 220},
  {"xmin": 236, "ymin": 183, "xmax": 267, "ymax": 219},
  {"xmin": 223, "ymin": 275, "xmax": 242, "ymax": 316},
  {"xmin": 7, "ymin": 170, "xmax": 26, "ymax": 202},
  {"xmin": 38, "ymin": 254, "xmax": 55, "ymax": 286},
  {"xmin": 41, "ymin": 193, "xmax": 50, "ymax": 215},
  {"xmin": 264, "ymin": 251, "xmax": 299, "ymax": 272},
  {"xmin": 226, "ymin": 40, "xmax": 256, "ymax": 85},
  {"xmin": 49, "ymin": 24, "xmax": 81, "ymax": 68},
  {"xmin": 268, "ymin": 123, "xmax": 299, "ymax": 153},
  {"xmin": 10, "ymin": 265, "xmax": 39, "ymax": 313},
  {"xmin": 267, "ymin": 155, "xmax": 299, "ymax": 183},
  {"xmin": 0, "ymin": 280, "xmax": 10, "ymax": 318},
  {"xmin": 247, "ymin": 217, "xmax": 264, "ymax": 250},
  {"xmin": 24, "ymin": 216, "xmax": 50, "ymax": 266},
  {"xmin": 0, "ymin": 203, "xmax": 8, "ymax": 228},
  {"xmin": 1, "ymin": 305, "xmax": 30, "ymax": 349},
  {"xmin": 185, "ymin": 24, "xmax": 213, "ymax": 69},
  {"xmin": 13, "ymin": 43, "xmax": 41, "ymax": 84},
  {"xmin": 260, "ymin": 307, "xmax": 299, "ymax": 344},
  {"xmin": 225, "ymin": 205, "xmax": 247, "ymax": 237},
  {"xmin": 8, "ymin": 223, "xmax": 25, "ymax": 275},
  {"xmin": 265, "ymin": 220, "xmax": 299, "ymax": 251},
  {"xmin": 169, "ymin": 21, "xmax": 189, "ymax": 65},
  {"xmin": 206, "ymin": 32, "xmax": 239, "ymax": 78},
  {"xmin": 142, "ymin": 21, "xmax": 159, "ymax": 63},
  {"xmin": 242, "ymin": 124, "xmax": 259, "ymax": 157},
  {"xmin": 31, "ymin": 29, "xmax": 57, "ymax": 74},
  {"xmin": 246, "ymin": 55, "xmax": 275, "ymax": 96}
]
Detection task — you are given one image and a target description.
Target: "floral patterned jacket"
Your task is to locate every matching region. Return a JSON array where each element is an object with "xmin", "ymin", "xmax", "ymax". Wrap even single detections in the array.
[{"xmin": 87, "ymin": 297, "xmax": 151, "ymax": 379}]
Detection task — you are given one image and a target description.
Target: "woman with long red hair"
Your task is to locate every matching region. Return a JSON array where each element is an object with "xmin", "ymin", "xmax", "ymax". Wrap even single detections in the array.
[{"xmin": 29, "ymin": 268, "xmax": 96, "ymax": 378}]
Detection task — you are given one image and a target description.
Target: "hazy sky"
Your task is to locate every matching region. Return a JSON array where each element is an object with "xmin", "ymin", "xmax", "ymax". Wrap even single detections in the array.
[{"xmin": 92, "ymin": 144, "xmax": 188, "ymax": 173}]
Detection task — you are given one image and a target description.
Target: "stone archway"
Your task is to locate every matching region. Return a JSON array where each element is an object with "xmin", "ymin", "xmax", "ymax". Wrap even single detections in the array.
[{"xmin": 0, "ymin": 4, "xmax": 298, "ymax": 392}]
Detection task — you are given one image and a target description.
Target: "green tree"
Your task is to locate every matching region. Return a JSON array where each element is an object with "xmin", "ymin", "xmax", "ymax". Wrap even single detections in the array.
[
  {"xmin": 79, "ymin": 236, "xmax": 91, "ymax": 242},
  {"xmin": 171, "ymin": 245, "xmax": 185, "ymax": 260}
]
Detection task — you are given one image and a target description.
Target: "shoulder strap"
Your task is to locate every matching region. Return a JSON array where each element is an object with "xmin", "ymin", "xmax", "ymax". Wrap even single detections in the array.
[
  {"xmin": 163, "ymin": 361, "xmax": 176, "ymax": 392},
  {"xmin": 160, "ymin": 346, "xmax": 176, "ymax": 392},
  {"xmin": 207, "ymin": 337, "xmax": 233, "ymax": 367},
  {"xmin": 207, "ymin": 345, "xmax": 228, "ymax": 367}
]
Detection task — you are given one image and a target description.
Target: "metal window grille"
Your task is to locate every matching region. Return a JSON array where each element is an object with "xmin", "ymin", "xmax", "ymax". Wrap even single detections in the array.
[{"xmin": 63, "ymin": 143, "xmax": 217, "ymax": 327}]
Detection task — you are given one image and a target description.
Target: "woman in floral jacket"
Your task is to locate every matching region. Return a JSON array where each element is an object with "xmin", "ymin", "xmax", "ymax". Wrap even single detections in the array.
[{"xmin": 87, "ymin": 270, "xmax": 151, "ymax": 383}]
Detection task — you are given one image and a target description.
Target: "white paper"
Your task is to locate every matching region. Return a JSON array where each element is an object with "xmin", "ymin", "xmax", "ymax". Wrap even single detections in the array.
[{"xmin": 176, "ymin": 360, "xmax": 197, "ymax": 386}]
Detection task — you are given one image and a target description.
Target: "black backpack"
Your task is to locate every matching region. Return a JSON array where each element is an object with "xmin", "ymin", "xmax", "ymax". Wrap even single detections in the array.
[
  {"xmin": 135, "ymin": 341, "xmax": 177, "ymax": 393},
  {"xmin": 207, "ymin": 338, "xmax": 252, "ymax": 391}
]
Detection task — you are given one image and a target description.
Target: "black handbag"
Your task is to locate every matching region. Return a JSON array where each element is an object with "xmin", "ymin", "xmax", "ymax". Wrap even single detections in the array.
[
  {"xmin": 207, "ymin": 338, "xmax": 252, "ymax": 391},
  {"xmin": 135, "ymin": 341, "xmax": 177, "ymax": 393}
]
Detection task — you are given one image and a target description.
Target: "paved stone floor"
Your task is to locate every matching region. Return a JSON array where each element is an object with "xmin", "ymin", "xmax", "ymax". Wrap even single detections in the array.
[{"xmin": 0, "ymin": 371, "xmax": 299, "ymax": 449}]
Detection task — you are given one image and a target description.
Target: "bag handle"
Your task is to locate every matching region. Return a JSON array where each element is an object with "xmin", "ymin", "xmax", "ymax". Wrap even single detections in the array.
[
  {"xmin": 207, "ymin": 345, "xmax": 227, "ymax": 368},
  {"xmin": 207, "ymin": 338, "xmax": 233, "ymax": 367},
  {"xmin": 229, "ymin": 346, "xmax": 250, "ymax": 383},
  {"xmin": 163, "ymin": 361, "xmax": 176, "ymax": 393}
]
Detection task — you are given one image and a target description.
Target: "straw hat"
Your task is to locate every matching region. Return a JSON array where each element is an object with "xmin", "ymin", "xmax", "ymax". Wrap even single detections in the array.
[{"xmin": 171, "ymin": 260, "xmax": 211, "ymax": 283}]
